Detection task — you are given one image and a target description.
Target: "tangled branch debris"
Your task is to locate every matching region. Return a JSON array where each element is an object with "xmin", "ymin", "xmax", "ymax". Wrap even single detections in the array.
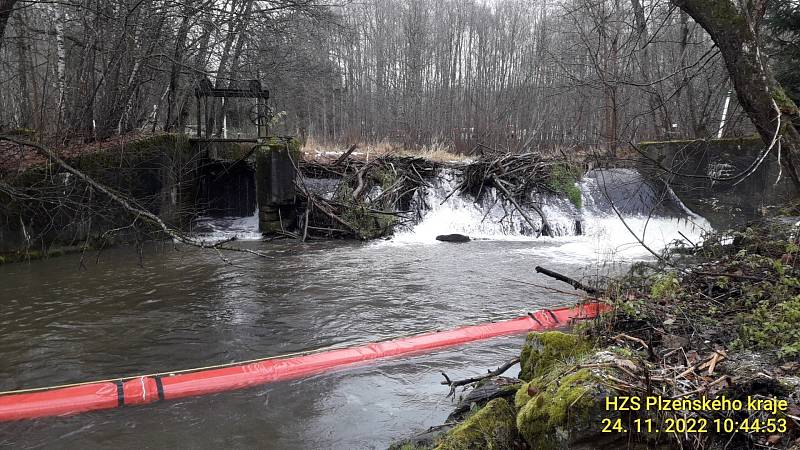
[
  {"xmin": 297, "ymin": 155, "xmax": 439, "ymax": 240},
  {"xmin": 456, "ymin": 151, "xmax": 583, "ymax": 236},
  {"xmin": 440, "ymin": 357, "xmax": 521, "ymax": 398}
]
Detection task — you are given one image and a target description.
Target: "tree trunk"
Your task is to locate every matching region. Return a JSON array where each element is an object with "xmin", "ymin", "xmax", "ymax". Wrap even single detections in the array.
[
  {"xmin": 53, "ymin": 4, "xmax": 67, "ymax": 127},
  {"xmin": 631, "ymin": 0, "xmax": 665, "ymax": 138},
  {"xmin": 165, "ymin": 4, "xmax": 193, "ymax": 132},
  {"xmin": 15, "ymin": 24, "xmax": 32, "ymax": 127},
  {"xmin": 672, "ymin": 0, "xmax": 800, "ymax": 189},
  {"xmin": 679, "ymin": 11, "xmax": 703, "ymax": 137},
  {"xmin": 0, "ymin": 0, "xmax": 17, "ymax": 51}
]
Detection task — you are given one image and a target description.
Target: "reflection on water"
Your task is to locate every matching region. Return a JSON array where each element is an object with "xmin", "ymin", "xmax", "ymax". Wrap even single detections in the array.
[{"xmin": 0, "ymin": 237, "xmax": 623, "ymax": 449}]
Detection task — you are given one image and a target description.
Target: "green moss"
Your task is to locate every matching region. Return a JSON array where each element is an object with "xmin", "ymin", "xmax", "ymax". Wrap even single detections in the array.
[
  {"xmin": 519, "ymin": 331, "xmax": 592, "ymax": 381},
  {"xmin": 212, "ymin": 142, "xmax": 254, "ymax": 160},
  {"xmin": 515, "ymin": 369, "xmax": 596, "ymax": 449},
  {"xmin": 6, "ymin": 128, "xmax": 38, "ymax": 138},
  {"xmin": 547, "ymin": 164, "xmax": 582, "ymax": 209},
  {"xmin": 398, "ymin": 445, "xmax": 430, "ymax": 450},
  {"xmin": 25, "ymin": 250, "xmax": 43, "ymax": 260},
  {"xmin": 340, "ymin": 205, "xmax": 396, "ymax": 240},
  {"xmin": 47, "ymin": 248, "xmax": 65, "ymax": 257},
  {"xmin": 434, "ymin": 398, "xmax": 518, "ymax": 450},
  {"xmin": 772, "ymin": 86, "xmax": 799, "ymax": 114},
  {"xmin": 264, "ymin": 136, "xmax": 301, "ymax": 155},
  {"xmin": 514, "ymin": 381, "xmax": 536, "ymax": 409}
]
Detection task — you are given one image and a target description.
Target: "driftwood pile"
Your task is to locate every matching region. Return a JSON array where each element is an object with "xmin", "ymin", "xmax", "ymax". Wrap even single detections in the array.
[
  {"xmin": 296, "ymin": 148, "xmax": 585, "ymax": 240},
  {"xmin": 297, "ymin": 154, "xmax": 440, "ymax": 240},
  {"xmin": 453, "ymin": 152, "xmax": 582, "ymax": 237}
]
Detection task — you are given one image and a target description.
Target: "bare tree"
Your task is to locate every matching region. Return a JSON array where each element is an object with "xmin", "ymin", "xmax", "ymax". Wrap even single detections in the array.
[{"xmin": 0, "ymin": 0, "xmax": 16, "ymax": 51}]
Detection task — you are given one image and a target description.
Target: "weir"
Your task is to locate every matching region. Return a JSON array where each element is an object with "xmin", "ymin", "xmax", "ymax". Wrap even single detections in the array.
[
  {"xmin": 198, "ymin": 164, "xmax": 711, "ymax": 266},
  {"xmin": 638, "ymin": 137, "xmax": 795, "ymax": 227}
]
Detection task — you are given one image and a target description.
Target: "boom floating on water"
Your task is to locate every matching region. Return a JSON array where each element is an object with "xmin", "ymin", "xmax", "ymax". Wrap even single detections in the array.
[{"xmin": 0, "ymin": 302, "xmax": 609, "ymax": 422}]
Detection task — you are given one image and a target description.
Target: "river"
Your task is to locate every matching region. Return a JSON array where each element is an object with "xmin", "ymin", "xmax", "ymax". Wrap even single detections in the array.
[{"xmin": 0, "ymin": 169, "xmax": 709, "ymax": 449}]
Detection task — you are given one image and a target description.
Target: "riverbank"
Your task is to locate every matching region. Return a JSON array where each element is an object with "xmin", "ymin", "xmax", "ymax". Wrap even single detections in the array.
[{"xmin": 394, "ymin": 219, "xmax": 800, "ymax": 450}]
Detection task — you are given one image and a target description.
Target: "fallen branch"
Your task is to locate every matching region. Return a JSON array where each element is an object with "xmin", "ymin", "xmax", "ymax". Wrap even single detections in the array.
[
  {"xmin": 491, "ymin": 174, "xmax": 550, "ymax": 237},
  {"xmin": 535, "ymin": 266, "xmax": 602, "ymax": 295},
  {"xmin": 333, "ymin": 143, "xmax": 358, "ymax": 165},
  {"xmin": 440, "ymin": 357, "xmax": 521, "ymax": 397}
]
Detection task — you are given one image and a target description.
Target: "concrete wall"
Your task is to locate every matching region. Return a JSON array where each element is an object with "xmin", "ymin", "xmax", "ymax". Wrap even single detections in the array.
[
  {"xmin": 255, "ymin": 137, "xmax": 301, "ymax": 234},
  {"xmin": 0, "ymin": 134, "xmax": 202, "ymax": 260},
  {"xmin": 639, "ymin": 137, "xmax": 796, "ymax": 227}
]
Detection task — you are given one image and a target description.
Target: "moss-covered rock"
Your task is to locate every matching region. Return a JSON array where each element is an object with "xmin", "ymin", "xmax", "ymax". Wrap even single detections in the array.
[
  {"xmin": 434, "ymin": 398, "xmax": 520, "ymax": 450},
  {"xmin": 515, "ymin": 361, "xmax": 628, "ymax": 450},
  {"xmin": 518, "ymin": 331, "xmax": 592, "ymax": 381},
  {"xmin": 517, "ymin": 369, "xmax": 592, "ymax": 448},
  {"xmin": 514, "ymin": 381, "xmax": 534, "ymax": 409},
  {"xmin": 447, "ymin": 377, "xmax": 522, "ymax": 423}
]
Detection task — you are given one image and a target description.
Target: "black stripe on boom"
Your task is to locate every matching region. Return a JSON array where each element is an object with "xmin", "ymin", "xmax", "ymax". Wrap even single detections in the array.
[
  {"xmin": 114, "ymin": 381, "xmax": 124, "ymax": 407},
  {"xmin": 154, "ymin": 377, "xmax": 165, "ymax": 401}
]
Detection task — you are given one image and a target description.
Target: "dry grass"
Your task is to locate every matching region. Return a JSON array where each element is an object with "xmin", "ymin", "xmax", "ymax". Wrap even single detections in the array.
[{"xmin": 301, "ymin": 137, "xmax": 473, "ymax": 163}]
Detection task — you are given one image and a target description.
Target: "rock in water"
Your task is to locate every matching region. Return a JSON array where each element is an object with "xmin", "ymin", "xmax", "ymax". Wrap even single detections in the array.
[{"xmin": 436, "ymin": 234, "xmax": 470, "ymax": 243}]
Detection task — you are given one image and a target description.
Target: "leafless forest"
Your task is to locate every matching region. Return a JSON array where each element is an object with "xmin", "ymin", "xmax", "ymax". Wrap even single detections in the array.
[{"xmin": 0, "ymin": 0, "xmax": 798, "ymax": 166}]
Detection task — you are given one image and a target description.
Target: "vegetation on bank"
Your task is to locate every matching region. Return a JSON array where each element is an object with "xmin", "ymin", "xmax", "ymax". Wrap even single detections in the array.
[
  {"xmin": 393, "ymin": 220, "xmax": 800, "ymax": 450},
  {"xmin": 545, "ymin": 164, "xmax": 582, "ymax": 209}
]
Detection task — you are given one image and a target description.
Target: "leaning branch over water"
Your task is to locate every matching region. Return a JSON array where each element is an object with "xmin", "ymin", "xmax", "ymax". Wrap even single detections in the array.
[
  {"xmin": 0, "ymin": 135, "xmax": 273, "ymax": 259},
  {"xmin": 535, "ymin": 265, "xmax": 603, "ymax": 295}
]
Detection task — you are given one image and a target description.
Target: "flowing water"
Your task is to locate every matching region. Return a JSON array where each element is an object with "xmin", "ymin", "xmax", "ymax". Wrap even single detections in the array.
[{"xmin": 0, "ymin": 169, "xmax": 710, "ymax": 449}]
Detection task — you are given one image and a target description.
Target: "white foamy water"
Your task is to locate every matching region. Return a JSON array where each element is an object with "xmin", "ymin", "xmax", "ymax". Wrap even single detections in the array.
[
  {"xmin": 389, "ymin": 168, "xmax": 712, "ymax": 264},
  {"xmin": 522, "ymin": 215, "xmax": 709, "ymax": 264},
  {"xmin": 392, "ymin": 171, "xmax": 546, "ymax": 243},
  {"xmin": 188, "ymin": 168, "xmax": 711, "ymax": 264},
  {"xmin": 193, "ymin": 211, "xmax": 263, "ymax": 242}
]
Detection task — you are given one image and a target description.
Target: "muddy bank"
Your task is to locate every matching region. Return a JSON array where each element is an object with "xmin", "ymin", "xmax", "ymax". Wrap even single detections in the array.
[{"xmin": 393, "ymin": 220, "xmax": 800, "ymax": 450}]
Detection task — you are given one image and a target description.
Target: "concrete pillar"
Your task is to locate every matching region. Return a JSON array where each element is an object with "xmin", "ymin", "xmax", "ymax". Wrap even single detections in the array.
[{"xmin": 255, "ymin": 137, "xmax": 301, "ymax": 234}]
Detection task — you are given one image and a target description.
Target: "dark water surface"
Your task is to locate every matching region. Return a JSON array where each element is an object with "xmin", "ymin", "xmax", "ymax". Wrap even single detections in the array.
[{"xmin": 0, "ymin": 238, "xmax": 622, "ymax": 449}]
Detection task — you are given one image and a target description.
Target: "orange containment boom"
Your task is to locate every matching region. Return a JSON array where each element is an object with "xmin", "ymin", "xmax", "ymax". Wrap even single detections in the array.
[{"xmin": 0, "ymin": 302, "xmax": 609, "ymax": 422}]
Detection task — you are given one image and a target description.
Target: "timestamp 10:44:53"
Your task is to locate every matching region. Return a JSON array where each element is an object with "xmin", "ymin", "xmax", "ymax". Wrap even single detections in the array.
[{"xmin": 601, "ymin": 417, "xmax": 788, "ymax": 434}]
